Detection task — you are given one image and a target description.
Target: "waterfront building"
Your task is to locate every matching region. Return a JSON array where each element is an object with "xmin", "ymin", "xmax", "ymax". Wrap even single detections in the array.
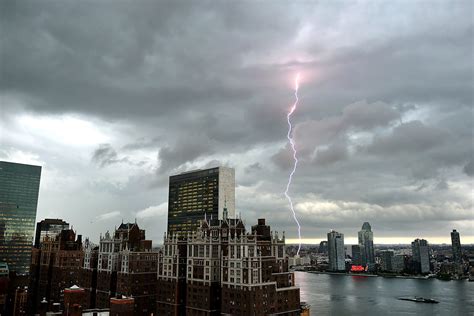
[
  {"xmin": 0, "ymin": 161, "xmax": 41, "ymax": 274},
  {"xmin": 411, "ymin": 239, "xmax": 430, "ymax": 274},
  {"xmin": 351, "ymin": 245, "xmax": 362, "ymax": 265},
  {"xmin": 380, "ymin": 250, "xmax": 394, "ymax": 272},
  {"xmin": 157, "ymin": 216, "xmax": 301, "ymax": 316},
  {"xmin": 167, "ymin": 167, "xmax": 235, "ymax": 234},
  {"xmin": 358, "ymin": 222, "xmax": 375, "ymax": 268},
  {"xmin": 451, "ymin": 229, "xmax": 462, "ymax": 264},
  {"xmin": 327, "ymin": 231, "xmax": 345, "ymax": 271},
  {"xmin": 289, "ymin": 255, "xmax": 311, "ymax": 267},
  {"xmin": 34, "ymin": 218, "xmax": 70, "ymax": 249}
]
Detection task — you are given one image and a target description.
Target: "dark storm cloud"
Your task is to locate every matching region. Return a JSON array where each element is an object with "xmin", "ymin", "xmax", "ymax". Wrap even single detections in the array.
[
  {"xmin": 91, "ymin": 144, "xmax": 127, "ymax": 167},
  {"xmin": 464, "ymin": 160, "xmax": 474, "ymax": 177},
  {"xmin": 157, "ymin": 135, "xmax": 214, "ymax": 173},
  {"xmin": 1, "ymin": 0, "xmax": 472, "ymax": 242}
]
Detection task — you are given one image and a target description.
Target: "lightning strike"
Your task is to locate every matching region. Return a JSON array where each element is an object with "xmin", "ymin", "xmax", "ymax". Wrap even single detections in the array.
[{"xmin": 284, "ymin": 73, "xmax": 302, "ymax": 256}]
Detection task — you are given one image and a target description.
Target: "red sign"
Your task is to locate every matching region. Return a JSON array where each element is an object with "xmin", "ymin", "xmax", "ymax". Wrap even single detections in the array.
[{"xmin": 351, "ymin": 265, "xmax": 365, "ymax": 272}]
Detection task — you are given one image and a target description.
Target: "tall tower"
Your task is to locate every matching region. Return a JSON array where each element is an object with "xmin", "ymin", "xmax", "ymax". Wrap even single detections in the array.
[
  {"xmin": 358, "ymin": 222, "xmax": 375, "ymax": 267},
  {"xmin": 0, "ymin": 161, "xmax": 41, "ymax": 274},
  {"xmin": 411, "ymin": 238, "xmax": 430, "ymax": 274},
  {"xmin": 451, "ymin": 229, "xmax": 462, "ymax": 264},
  {"xmin": 167, "ymin": 166, "xmax": 235, "ymax": 235},
  {"xmin": 327, "ymin": 230, "xmax": 345, "ymax": 271}
]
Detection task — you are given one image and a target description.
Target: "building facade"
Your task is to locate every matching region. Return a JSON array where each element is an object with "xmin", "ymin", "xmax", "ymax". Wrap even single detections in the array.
[
  {"xmin": 451, "ymin": 229, "xmax": 462, "ymax": 264},
  {"xmin": 391, "ymin": 255, "xmax": 406, "ymax": 273},
  {"xmin": 380, "ymin": 250, "xmax": 394, "ymax": 272},
  {"xmin": 351, "ymin": 245, "xmax": 362, "ymax": 266},
  {"xmin": 167, "ymin": 167, "xmax": 235, "ymax": 235},
  {"xmin": 96, "ymin": 222, "xmax": 157, "ymax": 315},
  {"xmin": 411, "ymin": 238, "xmax": 430, "ymax": 274},
  {"xmin": 327, "ymin": 231, "xmax": 345, "ymax": 271},
  {"xmin": 29, "ymin": 229, "xmax": 83, "ymax": 312},
  {"xmin": 358, "ymin": 222, "xmax": 375, "ymax": 268},
  {"xmin": 157, "ymin": 216, "xmax": 300, "ymax": 316},
  {"xmin": 0, "ymin": 161, "xmax": 41, "ymax": 274},
  {"xmin": 34, "ymin": 218, "xmax": 70, "ymax": 249}
]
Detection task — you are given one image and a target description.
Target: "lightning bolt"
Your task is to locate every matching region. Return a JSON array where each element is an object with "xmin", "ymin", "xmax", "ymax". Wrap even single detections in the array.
[{"xmin": 285, "ymin": 73, "xmax": 302, "ymax": 256}]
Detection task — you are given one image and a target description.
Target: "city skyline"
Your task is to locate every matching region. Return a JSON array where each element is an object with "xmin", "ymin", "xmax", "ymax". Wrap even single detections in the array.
[{"xmin": 1, "ymin": 1, "xmax": 472, "ymax": 245}]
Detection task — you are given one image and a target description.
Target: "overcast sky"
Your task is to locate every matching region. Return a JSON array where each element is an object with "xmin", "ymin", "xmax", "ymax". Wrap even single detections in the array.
[{"xmin": 1, "ymin": 1, "xmax": 472, "ymax": 245}]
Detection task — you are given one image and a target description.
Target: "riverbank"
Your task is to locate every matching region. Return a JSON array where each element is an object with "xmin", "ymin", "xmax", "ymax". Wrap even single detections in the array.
[{"xmin": 307, "ymin": 270, "xmax": 437, "ymax": 280}]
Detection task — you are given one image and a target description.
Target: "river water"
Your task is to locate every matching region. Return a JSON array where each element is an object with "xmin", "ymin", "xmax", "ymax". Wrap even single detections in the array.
[{"xmin": 294, "ymin": 271, "xmax": 474, "ymax": 316}]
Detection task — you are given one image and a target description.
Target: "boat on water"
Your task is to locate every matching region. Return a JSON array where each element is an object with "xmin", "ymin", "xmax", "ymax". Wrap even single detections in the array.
[{"xmin": 398, "ymin": 296, "xmax": 439, "ymax": 304}]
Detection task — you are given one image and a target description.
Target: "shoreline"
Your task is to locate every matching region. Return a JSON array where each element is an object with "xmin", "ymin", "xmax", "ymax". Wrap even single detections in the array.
[{"xmin": 305, "ymin": 270, "xmax": 452, "ymax": 280}]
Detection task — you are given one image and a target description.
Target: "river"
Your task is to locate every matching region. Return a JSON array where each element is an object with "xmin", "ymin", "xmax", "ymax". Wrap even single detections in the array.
[{"xmin": 294, "ymin": 271, "xmax": 474, "ymax": 315}]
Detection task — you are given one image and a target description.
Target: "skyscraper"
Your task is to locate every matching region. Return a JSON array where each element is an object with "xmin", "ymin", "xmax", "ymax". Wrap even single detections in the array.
[
  {"xmin": 351, "ymin": 245, "xmax": 362, "ymax": 265},
  {"xmin": 451, "ymin": 229, "xmax": 462, "ymax": 264},
  {"xmin": 411, "ymin": 238, "xmax": 430, "ymax": 274},
  {"xmin": 380, "ymin": 250, "xmax": 394, "ymax": 272},
  {"xmin": 0, "ymin": 161, "xmax": 41, "ymax": 274},
  {"xmin": 327, "ymin": 230, "xmax": 345, "ymax": 271},
  {"xmin": 167, "ymin": 167, "xmax": 235, "ymax": 235},
  {"xmin": 358, "ymin": 222, "xmax": 375, "ymax": 267},
  {"xmin": 34, "ymin": 218, "xmax": 70, "ymax": 248}
]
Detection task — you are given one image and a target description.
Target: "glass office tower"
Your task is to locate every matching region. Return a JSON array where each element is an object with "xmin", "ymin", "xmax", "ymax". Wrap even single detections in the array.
[
  {"xmin": 167, "ymin": 167, "xmax": 235, "ymax": 235},
  {"xmin": 0, "ymin": 161, "xmax": 41, "ymax": 275}
]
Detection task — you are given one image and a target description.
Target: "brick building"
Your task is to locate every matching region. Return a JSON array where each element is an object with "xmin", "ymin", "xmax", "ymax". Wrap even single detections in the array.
[
  {"xmin": 29, "ymin": 229, "xmax": 83, "ymax": 313},
  {"xmin": 81, "ymin": 238, "xmax": 99, "ymax": 309},
  {"xmin": 96, "ymin": 222, "xmax": 157, "ymax": 315},
  {"xmin": 157, "ymin": 214, "xmax": 301, "ymax": 316}
]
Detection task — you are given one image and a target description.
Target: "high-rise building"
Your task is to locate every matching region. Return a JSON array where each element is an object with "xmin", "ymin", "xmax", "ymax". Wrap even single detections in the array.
[
  {"xmin": 327, "ymin": 231, "xmax": 345, "ymax": 271},
  {"xmin": 380, "ymin": 250, "xmax": 394, "ymax": 272},
  {"xmin": 0, "ymin": 161, "xmax": 41, "ymax": 274},
  {"xmin": 34, "ymin": 218, "xmax": 70, "ymax": 249},
  {"xmin": 451, "ymin": 229, "xmax": 462, "ymax": 264},
  {"xmin": 358, "ymin": 222, "xmax": 375, "ymax": 267},
  {"xmin": 411, "ymin": 238, "xmax": 430, "ymax": 274},
  {"xmin": 96, "ymin": 221, "xmax": 157, "ymax": 315},
  {"xmin": 157, "ymin": 217, "xmax": 300, "ymax": 316},
  {"xmin": 167, "ymin": 167, "xmax": 235, "ymax": 235},
  {"xmin": 391, "ymin": 255, "xmax": 405, "ymax": 272},
  {"xmin": 351, "ymin": 245, "xmax": 362, "ymax": 265}
]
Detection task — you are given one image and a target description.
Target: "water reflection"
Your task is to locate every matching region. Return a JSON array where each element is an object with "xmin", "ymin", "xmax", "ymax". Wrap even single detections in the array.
[{"xmin": 295, "ymin": 271, "xmax": 474, "ymax": 316}]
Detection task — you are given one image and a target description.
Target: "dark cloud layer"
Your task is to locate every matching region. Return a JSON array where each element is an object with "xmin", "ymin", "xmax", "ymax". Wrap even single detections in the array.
[{"xmin": 1, "ymin": 0, "xmax": 472, "ymax": 243}]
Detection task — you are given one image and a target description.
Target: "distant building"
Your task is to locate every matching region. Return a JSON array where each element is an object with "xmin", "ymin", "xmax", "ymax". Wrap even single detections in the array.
[
  {"xmin": 167, "ymin": 167, "xmax": 235, "ymax": 235},
  {"xmin": 157, "ymin": 217, "xmax": 301, "ymax": 315},
  {"xmin": 351, "ymin": 245, "xmax": 362, "ymax": 265},
  {"xmin": 34, "ymin": 218, "xmax": 70, "ymax": 249},
  {"xmin": 289, "ymin": 255, "xmax": 311, "ymax": 267},
  {"xmin": 358, "ymin": 222, "xmax": 375, "ymax": 267},
  {"xmin": 411, "ymin": 239, "xmax": 430, "ymax": 274},
  {"xmin": 451, "ymin": 229, "xmax": 462, "ymax": 264},
  {"xmin": 318, "ymin": 241, "xmax": 328, "ymax": 254},
  {"xmin": 327, "ymin": 231, "xmax": 345, "ymax": 271},
  {"xmin": 380, "ymin": 250, "xmax": 394, "ymax": 272},
  {"xmin": 0, "ymin": 161, "xmax": 42, "ymax": 274},
  {"xmin": 391, "ymin": 255, "xmax": 405, "ymax": 272}
]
